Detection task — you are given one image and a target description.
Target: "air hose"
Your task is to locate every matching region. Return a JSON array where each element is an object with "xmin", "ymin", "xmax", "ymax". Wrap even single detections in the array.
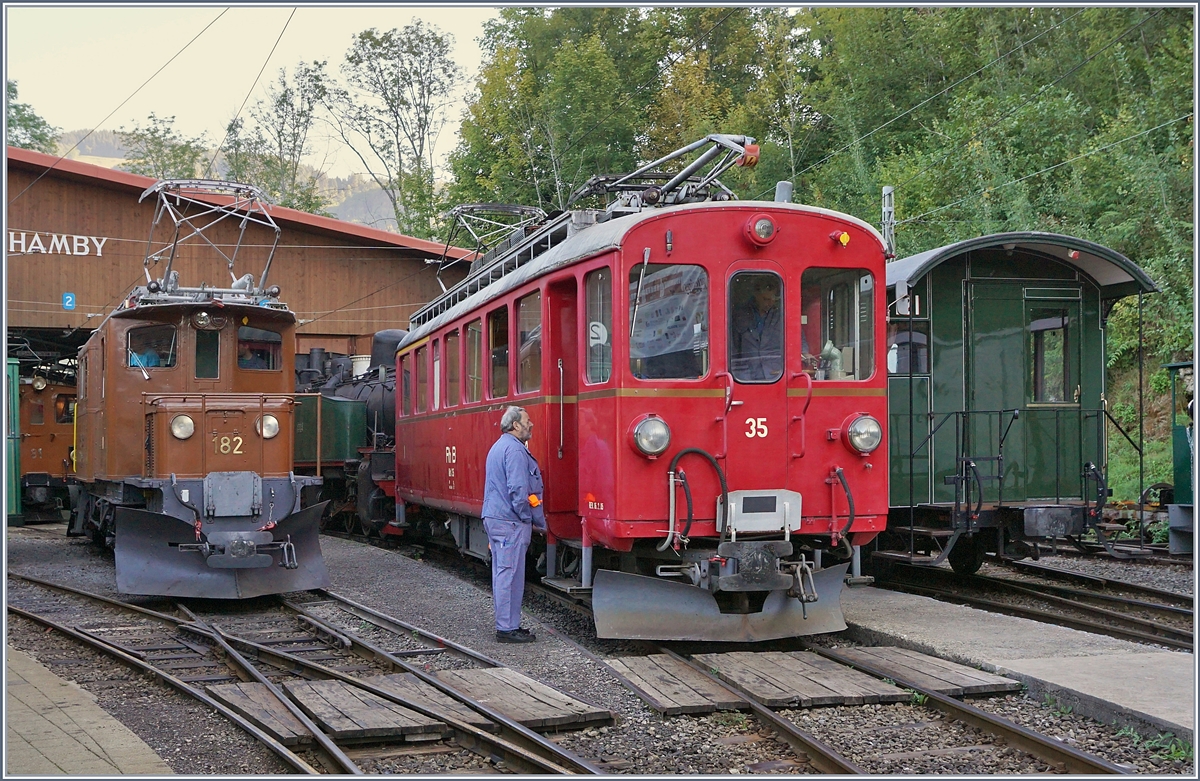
[
  {"xmin": 660, "ymin": 448, "xmax": 729, "ymax": 550},
  {"xmin": 833, "ymin": 467, "xmax": 855, "ymax": 556}
]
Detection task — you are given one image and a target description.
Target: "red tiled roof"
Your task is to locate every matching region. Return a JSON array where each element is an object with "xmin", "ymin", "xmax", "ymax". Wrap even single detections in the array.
[{"xmin": 6, "ymin": 146, "xmax": 471, "ymax": 259}]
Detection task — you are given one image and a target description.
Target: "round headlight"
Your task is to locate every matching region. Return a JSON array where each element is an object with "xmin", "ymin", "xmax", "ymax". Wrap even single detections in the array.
[
  {"xmin": 753, "ymin": 218, "xmax": 775, "ymax": 240},
  {"xmin": 170, "ymin": 415, "xmax": 195, "ymax": 440},
  {"xmin": 633, "ymin": 416, "xmax": 671, "ymax": 457},
  {"xmin": 256, "ymin": 414, "xmax": 280, "ymax": 439},
  {"xmin": 745, "ymin": 214, "xmax": 778, "ymax": 246},
  {"xmin": 31, "ymin": 376, "xmax": 47, "ymax": 391},
  {"xmin": 847, "ymin": 415, "xmax": 883, "ymax": 453}
]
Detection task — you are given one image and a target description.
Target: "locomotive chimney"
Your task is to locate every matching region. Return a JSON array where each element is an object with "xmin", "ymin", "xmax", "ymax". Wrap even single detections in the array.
[{"xmin": 309, "ymin": 347, "xmax": 327, "ymax": 378}]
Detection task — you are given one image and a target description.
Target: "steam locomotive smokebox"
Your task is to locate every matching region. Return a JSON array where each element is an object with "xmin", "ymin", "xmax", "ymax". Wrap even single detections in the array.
[{"xmin": 370, "ymin": 329, "xmax": 407, "ymax": 369}]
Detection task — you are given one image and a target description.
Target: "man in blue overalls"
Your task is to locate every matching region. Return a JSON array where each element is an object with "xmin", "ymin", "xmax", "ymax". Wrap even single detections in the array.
[{"xmin": 482, "ymin": 405, "xmax": 545, "ymax": 643}]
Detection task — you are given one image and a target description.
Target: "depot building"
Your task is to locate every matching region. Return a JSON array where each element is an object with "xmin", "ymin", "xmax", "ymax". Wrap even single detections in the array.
[{"xmin": 5, "ymin": 146, "xmax": 471, "ymax": 366}]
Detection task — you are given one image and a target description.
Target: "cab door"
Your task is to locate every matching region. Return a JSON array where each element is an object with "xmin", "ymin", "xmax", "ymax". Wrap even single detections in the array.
[{"xmin": 722, "ymin": 265, "xmax": 788, "ymax": 490}]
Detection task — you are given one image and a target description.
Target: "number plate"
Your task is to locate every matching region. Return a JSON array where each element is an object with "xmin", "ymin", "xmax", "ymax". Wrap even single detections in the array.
[{"xmin": 212, "ymin": 433, "xmax": 245, "ymax": 455}]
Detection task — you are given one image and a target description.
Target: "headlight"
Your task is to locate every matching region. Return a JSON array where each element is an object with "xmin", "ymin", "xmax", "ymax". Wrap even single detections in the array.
[
  {"xmin": 256, "ymin": 414, "xmax": 280, "ymax": 439},
  {"xmin": 632, "ymin": 415, "xmax": 671, "ymax": 457},
  {"xmin": 170, "ymin": 415, "xmax": 195, "ymax": 440},
  {"xmin": 744, "ymin": 213, "xmax": 778, "ymax": 246},
  {"xmin": 847, "ymin": 415, "xmax": 883, "ymax": 453}
]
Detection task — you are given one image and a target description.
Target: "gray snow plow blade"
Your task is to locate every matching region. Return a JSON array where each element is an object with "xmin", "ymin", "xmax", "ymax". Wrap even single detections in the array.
[
  {"xmin": 114, "ymin": 502, "xmax": 330, "ymax": 599},
  {"xmin": 591, "ymin": 563, "xmax": 849, "ymax": 642}
]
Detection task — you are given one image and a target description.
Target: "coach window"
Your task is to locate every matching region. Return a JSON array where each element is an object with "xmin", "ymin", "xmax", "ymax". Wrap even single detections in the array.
[
  {"xmin": 465, "ymin": 319, "xmax": 483, "ymax": 403},
  {"xmin": 415, "ymin": 345, "xmax": 429, "ymax": 413},
  {"xmin": 489, "ymin": 307, "xmax": 510, "ymax": 398},
  {"xmin": 399, "ymin": 354, "xmax": 412, "ymax": 415},
  {"xmin": 444, "ymin": 331, "xmax": 460, "ymax": 407},
  {"xmin": 517, "ymin": 292, "xmax": 542, "ymax": 393},
  {"xmin": 886, "ymin": 323, "xmax": 929, "ymax": 374},
  {"xmin": 729, "ymin": 271, "xmax": 783, "ymax": 383},
  {"xmin": 237, "ymin": 326, "xmax": 281, "ymax": 371},
  {"xmin": 585, "ymin": 268, "xmax": 612, "ymax": 383},
  {"xmin": 55, "ymin": 394, "xmax": 76, "ymax": 424},
  {"xmin": 629, "ymin": 264, "xmax": 709, "ymax": 379},
  {"xmin": 799, "ymin": 268, "xmax": 875, "ymax": 381},
  {"xmin": 128, "ymin": 325, "xmax": 176, "ymax": 370},
  {"xmin": 431, "ymin": 340, "xmax": 441, "ymax": 412},
  {"xmin": 1029, "ymin": 309, "xmax": 1068, "ymax": 403}
]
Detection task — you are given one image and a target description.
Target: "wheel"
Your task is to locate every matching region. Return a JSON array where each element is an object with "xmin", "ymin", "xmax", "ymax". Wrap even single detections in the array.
[{"xmin": 948, "ymin": 534, "xmax": 986, "ymax": 575}]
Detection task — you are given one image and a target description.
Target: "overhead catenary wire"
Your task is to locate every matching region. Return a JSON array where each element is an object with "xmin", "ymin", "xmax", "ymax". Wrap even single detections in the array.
[
  {"xmin": 203, "ymin": 7, "xmax": 297, "ymax": 179},
  {"xmin": 6, "ymin": 8, "xmax": 230, "ymax": 206},
  {"xmin": 897, "ymin": 112, "xmax": 1194, "ymax": 226}
]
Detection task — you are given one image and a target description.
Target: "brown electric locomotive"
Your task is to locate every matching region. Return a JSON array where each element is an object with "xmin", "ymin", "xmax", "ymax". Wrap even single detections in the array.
[{"xmin": 68, "ymin": 180, "xmax": 328, "ymax": 598}]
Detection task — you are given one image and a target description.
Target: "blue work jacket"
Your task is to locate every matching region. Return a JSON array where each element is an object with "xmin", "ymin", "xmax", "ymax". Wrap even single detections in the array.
[{"xmin": 482, "ymin": 433, "xmax": 545, "ymax": 529}]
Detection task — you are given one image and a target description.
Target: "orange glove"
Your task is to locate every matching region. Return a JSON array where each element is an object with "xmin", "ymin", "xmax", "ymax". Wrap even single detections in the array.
[{"xmin": 528, "ymin": 494, "xmax": 541, "ymax": 508}]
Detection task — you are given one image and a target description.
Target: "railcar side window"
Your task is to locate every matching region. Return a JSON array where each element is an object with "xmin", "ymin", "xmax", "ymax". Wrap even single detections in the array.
[
  {"xmin": 1030, "ymin": 309, "xmax": 1068, "ymax": 403},
  {"xmin": 629, "ymin": 263, "xmax": 709, "ymax": 380},
  {"xmin": 517, "ymin": 292, "xmax": 542, "ymax": 393},
  {"xmin": 415, "ymin": 345, "xmax": 428, "ymax": 413},
  {"xmin": 431, "ymin": 340, "xmax": 441, "ymax": 412},
  {"xmin": 444, "ymin": 331, "xmax": 460, "ymax": 407},
  {"xmin": 729, "ymin": 272, "xmax": 783, "ymax": 383},
  {"xmin": 465, "ymin": 320, "xmax": 483, "ymax": 403},
  {"xmin": 128, "ymin": 325, "xmax": 177, "ymax": 369},
  {"xmin": 237, "ymin": 326, "xmax": 281, "ymax": 371},
  {"xmin": 799, "ymin": 268, "xmax": 875, "ymax": 381},
  {"xmin": 55, "ymin": 394, "xmax": 75, "ymax": 424},
  {"xmin": 78, "ymin": 356, "xmax": 87, "ymax": 400},
  {"xmin": 400, "ymin": 354, "xmax": 412, "ymax": 415},
  {"xmin": 488, "ymin": 307, "xmax": 509, "ymax": 398},
  {"xmin": 886, "ymin": 322, "xmax": 930, "ymax": 374},
  {"xmin": 585, "ymin": 268, "xmax": 612, "ymax": 383}
]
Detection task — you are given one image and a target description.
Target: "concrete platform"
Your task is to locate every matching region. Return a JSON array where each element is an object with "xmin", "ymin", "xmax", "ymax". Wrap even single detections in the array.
[
  {"xmin": 841, "ymin": 586, "xmax": 1195, "ymax": 742},
  {"xmin": 6, "ymin": 647, "xmax": 173, "ymax": 776}
]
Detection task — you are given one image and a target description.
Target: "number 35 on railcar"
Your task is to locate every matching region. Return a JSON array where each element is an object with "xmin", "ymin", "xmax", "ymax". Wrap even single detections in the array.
[
  {"xmin": 68, "ymin": 180, "xmax": 329, "ymax": 599},
  {"xmin": 393, "ymin": 136, "xmax": 888, "ymax": 642}
]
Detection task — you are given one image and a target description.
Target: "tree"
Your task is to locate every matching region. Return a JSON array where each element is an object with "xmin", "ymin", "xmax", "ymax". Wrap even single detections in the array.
[
  {"xmin": 220, "ymin": 62, "xmax": 331, "ymax": 214},
  {"xmin": 325, "ymin": 22, "xmax": 463, "ymax": 239},
  {"xmin": 118, "ymin": 113, "xmax": 208, "ymax": 179},
  {"xmin": 7, "ymin": 80, "xmax": 59, "ymax": 153}
]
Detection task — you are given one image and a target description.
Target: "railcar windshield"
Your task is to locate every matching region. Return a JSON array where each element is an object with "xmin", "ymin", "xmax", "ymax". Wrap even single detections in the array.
[
  {"xmin": 629, "ymin": 263, "xmax": 709, "ymax": 380},
  {"xmin": 800, "ymin": 268, "xmax": 875, "ymax": 381},
  {"xmin": 729, "ymin": 271, "xmax": 784, "ymax": 383},
  {"xmin": 237, "ymin": 326, "xmax": 282, "ymax": 371}
]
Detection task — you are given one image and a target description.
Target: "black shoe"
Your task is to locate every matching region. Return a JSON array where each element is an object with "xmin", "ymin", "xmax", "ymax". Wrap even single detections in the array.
[
  {"xmin": 496, "ymin": 629, "xmax": 536, "ymax": 644},
  {"xmin": 513, "ymin": 627, "xmax": 536, "ymax": 640}
]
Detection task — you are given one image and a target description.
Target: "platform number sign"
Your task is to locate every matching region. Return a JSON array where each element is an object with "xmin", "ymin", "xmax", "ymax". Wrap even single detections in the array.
[{"xmin": 62, "ymin": 293, "xmax": 76, "ymax": 311}]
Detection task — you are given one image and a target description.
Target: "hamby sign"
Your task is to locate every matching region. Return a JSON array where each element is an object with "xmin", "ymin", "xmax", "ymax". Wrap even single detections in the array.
[{"xmin": 8, "ymin": 231, "xmax": 110, "ymax": 256}]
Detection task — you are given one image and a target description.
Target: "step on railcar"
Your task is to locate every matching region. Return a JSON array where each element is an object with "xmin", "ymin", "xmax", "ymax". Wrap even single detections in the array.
[
  {"xmin": 393, "ymin": 136, "xmax": 890, "ymax": 642},
  {"xmin": 881, "ymin": 233, "xmax": 1159, "ymax": 572},
  {"xmin": 69, "ymin": 180, "xmax": 329, "ymax": 598}
]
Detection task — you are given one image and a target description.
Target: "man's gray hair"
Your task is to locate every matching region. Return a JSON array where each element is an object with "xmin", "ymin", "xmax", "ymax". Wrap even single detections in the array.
[{"xmin": 500, "ymin": 405, "xmax": 527, "ymax": 432}]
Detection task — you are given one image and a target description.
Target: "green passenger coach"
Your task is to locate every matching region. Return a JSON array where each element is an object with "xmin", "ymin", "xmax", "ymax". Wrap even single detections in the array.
[{"xmin": 879, "ymin": 232, "xmax": 1158, "ymax": 573}]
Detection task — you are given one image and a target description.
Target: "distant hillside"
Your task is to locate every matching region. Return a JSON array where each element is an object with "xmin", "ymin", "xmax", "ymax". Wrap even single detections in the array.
[{"xmin": 57, "ymin": 129, "xmax": 126, "ymax": 159}]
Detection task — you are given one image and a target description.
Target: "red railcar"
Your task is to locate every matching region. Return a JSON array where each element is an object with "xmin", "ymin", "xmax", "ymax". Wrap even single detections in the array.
[{"xmin": 394, "ymin": 137, "xmax": 888, "ymax": 641}]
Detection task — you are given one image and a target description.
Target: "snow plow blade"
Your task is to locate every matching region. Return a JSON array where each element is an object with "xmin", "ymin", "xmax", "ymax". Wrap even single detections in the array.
[
  {"xmin": 114, "ymin": 501, "xmax": 330, "ymax": 598},
  {"xmin": 591, "ymin": 563, "xmax": 849, "ymax": 642}
]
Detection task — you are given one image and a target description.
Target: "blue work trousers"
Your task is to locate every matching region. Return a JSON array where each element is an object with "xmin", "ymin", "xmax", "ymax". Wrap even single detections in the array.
[{"xmin": 484, "ymin": 518, "xmax": 532, "ymax": 632}]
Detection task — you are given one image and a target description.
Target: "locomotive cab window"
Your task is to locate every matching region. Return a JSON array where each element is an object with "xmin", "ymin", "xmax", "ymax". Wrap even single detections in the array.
[
  {"xmin": 585, "ymin": 268, "xmax": 612, "ymax": 383},
  {"xmin": 237, "ymin": 326, "xmax": 281, "ymax": 371},
  {"xmin": 800, "ymin": 268, "xmax": 875, "ymax": 381},
  {"xmin": 1030, "ymin": 309, "xmax": 1069, "ymax": 403},
  {"xmin": 128, "ymin": 325, "xmax": 176, "ymax": 369},
  {"xmin": 488, "ymin": 307, "xmax": 509, "ymax": 398},
  {"xmin": 195, "ymin": 330, "xmax": 220, "ymax": 378},
  {"xmin": 517, "ymin": 291, "xmax": 541, "ymax": 393},
  {"xmin": 55, "ymin": 394, "xmax": 75, "ymax": 424},
  {"xmin": 729, "ymin": 272, "xmax": 783, "ymax": 383},
  {"xmin": 629, "ymin": 263, "xmax": 709, "ymax": 380},
  {"xmin": 28, "ymin": 397, "xmax": 44, "ymax": 425}
]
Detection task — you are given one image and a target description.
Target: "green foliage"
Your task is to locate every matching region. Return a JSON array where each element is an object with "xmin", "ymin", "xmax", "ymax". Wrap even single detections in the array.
[
  {"xmin": 1144, "ymin": 733, "xmax": 1193, "ymax": 761},
  {"xmin": 6, "ymin": 80, "xmax": 59, "ymax": 153},
  {"xmin": 908, "ymin": 690, "xmax": 928, "ymax": 706},
  {"xmin": 118, "ymin": 113, "xmax": 208, "ymax": 179},
  {"xmin": 1149, "ymin": 370, "xmax": 1171, "ymax": 396},
  {"xmin": 1106, "ymin": 428, "xmax": 1172, "ymax": 503}
]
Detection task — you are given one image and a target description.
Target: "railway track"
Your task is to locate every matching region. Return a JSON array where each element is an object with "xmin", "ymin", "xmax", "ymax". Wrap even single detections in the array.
[
  {"xmin": 6, "ymin": 572, "xmax": 601, "ymax": 775},
  {"xmin": 875, "ymin": 562, "xmax": 1193, "ymax": 652}
]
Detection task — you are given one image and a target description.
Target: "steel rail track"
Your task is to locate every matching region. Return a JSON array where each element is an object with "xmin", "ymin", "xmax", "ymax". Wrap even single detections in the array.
[
  {"xmin": 879, "ymin": 579, "xmax": 1192, "ymax": 652},
  {"xmin": 5, "ymin": 581, "xmax": 320, "ymax": 775},
  {"xmin": 1000, "ymin": 559, "xmax": 1195, "ymax": 605},
  {"xmin": 7, "ymin": 572, "xmax": 599, "ymax": 775},
  {"xmin": 805, "ymin": 644, "xmax": 1131, "ymax": 774}
]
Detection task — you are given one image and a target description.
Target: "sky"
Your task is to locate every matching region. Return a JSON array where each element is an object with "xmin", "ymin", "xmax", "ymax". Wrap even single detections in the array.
[{"xmin": 5, "ymin": 4, "xmax": 505, "ymax": 178}]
